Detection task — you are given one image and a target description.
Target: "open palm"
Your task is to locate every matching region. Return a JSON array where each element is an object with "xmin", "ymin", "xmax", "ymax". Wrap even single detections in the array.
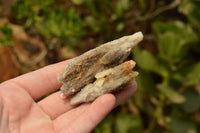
[{"xmin": 0, "ymin": 60, "xmax": 137, "ymax": 133}]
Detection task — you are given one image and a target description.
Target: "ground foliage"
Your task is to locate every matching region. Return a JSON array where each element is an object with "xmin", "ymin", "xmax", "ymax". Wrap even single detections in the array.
[{"xmin": 0, "ymin": 0, "xmax": 200, "ymax": 132}]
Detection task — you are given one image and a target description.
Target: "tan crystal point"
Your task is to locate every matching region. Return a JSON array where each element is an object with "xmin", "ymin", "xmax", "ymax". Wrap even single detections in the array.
[
  {"xmin": 70, "ymin": 60, "xmax": 138, "ymax": 105},
  {"xmin": 58, "ymin": 32, "xmax": 143, "ymax": 97}
]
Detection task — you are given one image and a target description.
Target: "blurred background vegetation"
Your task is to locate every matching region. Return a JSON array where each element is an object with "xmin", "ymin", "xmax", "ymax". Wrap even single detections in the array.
[{"xmin": 0, "ymin": 0, "xmax": 200, "ymax": 132}]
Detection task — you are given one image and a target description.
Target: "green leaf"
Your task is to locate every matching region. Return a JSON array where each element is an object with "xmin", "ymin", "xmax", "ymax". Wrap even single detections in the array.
[
  {"xmin": 179, "ymin": 0, "xmax": 200, "ymax": 29},
  {"xmin": 180, "ymin": 90, "xmax": 200, "ymax": 113},
  {"xmin": 115, "ymin": 113, "xmax": 142, "ymax": 133},
  {"xmin": 184, "ymin": 62, "xmax": 200, "ymax": 86},
  {"xmin": 133, "ymin": 47, "xmax": 168, "ymax": 76},
  {"xmin": 136, "ymin": 71, "xmax": 157, "ymax": 94},
  {"xmin": 173, "ymin": 62, "xmax": 200, "ymax": 86},
  {"xmin": 134, "ymin": 47, "xmax": 158, "ymax": 72},
  {"xmin": 168, "ymin": 116, "xmax": 197, "ymax": 133},
  {"xmin": 153, "ymin": 21, "xmax": 198, "ymax": 64},
  {"xmin": 157, "ymin": 84, "xmax": 186, "ymax": 104}
]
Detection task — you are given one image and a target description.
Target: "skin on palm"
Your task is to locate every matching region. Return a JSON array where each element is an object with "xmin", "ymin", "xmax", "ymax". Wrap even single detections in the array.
[{"xmin": 0, "ymin": 60, "xmax": 137, "ymax": 133}]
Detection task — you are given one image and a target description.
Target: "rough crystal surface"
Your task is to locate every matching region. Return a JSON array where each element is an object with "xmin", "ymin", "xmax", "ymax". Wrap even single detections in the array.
[
  {"xmin": 58, "ymin": 32, "xmax": 143, "ymax": 105},
  {"xmin": 70, "ymin": 60, "xmax": 138, "ymax": 105}
]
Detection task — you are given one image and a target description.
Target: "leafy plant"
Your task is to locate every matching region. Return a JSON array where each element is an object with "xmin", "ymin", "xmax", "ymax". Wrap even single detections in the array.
[
  {"xmin": 74, "ymin": 0, "xmax": 132, "ymax": 37},
  {"xmin": 35, "ymin": 7, "xmax": 85, "ymax": 46},
  {"xmin": 133, "ymin": 20, "xmax": 200, "ymax": 132},
  {"xmin": 179, "ymin": 0, "xmax": 200, "ymax": 30},
  {"xmin": 12, "ymin": 0, "xmax": 85, "ymax": 47},
  {"xmin": 12, "ymin": 0, "xmax": 55, "ymax": 28}
]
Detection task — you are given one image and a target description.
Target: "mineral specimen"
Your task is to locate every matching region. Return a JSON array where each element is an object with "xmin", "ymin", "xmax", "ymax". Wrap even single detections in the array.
[
  {"xmin": 58, "ymin": 32, "xmax": 143, "ymax": 105},
  {"xmin": 70, "ymin": 60, "xmax": 138, "ymax": 105}
]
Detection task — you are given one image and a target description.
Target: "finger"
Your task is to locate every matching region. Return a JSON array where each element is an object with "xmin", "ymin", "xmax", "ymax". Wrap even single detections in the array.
[
  {"xmin": 38, "ymin": 91, "xmax": 75, "ymax": 120},
  {"xmin": 38, "ymin": 81, "xmax": 137, "ymax": 120},
  {"xmin": 115, "ymin": 81, "xmax": 137, "ymax": 107},
  {"xmin": 53, "ymin": 103, "xmax": 90, "ymax": 131},
  {"xmin": 7, "ymin": 60, "xmax": 71, "ymax": 100},
  {"xmin": 56, "ymin": 94, "xmax": 116, "ymax": 133}
]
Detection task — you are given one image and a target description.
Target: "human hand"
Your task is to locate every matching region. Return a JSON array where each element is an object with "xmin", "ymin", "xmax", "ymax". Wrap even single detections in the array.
[{"xmin": 0, "ymin": 60, "xmax": 137, "ymax": 133}]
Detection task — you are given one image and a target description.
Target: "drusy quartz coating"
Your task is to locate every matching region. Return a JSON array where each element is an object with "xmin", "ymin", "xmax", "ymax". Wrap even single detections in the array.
[{"xmin": 58, "ymin": 32, "xmax": 143, "ymax": 105}]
